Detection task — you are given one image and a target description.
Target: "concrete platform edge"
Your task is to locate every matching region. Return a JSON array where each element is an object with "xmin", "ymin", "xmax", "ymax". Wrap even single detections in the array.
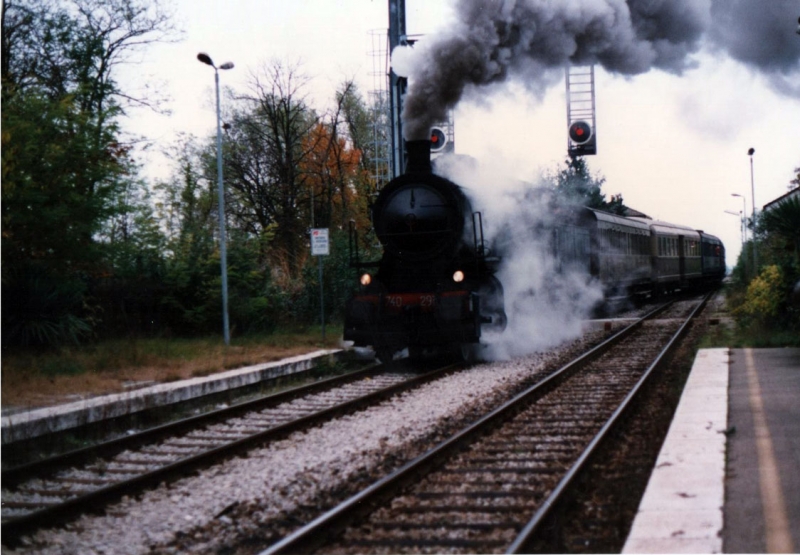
[
  {"xmin": 622, "ymin": 347, "xmax": 729, "ymax": 554},
  {"xmin": 2, "ymin": 349, "xmax": 343, "ymax": 445}
]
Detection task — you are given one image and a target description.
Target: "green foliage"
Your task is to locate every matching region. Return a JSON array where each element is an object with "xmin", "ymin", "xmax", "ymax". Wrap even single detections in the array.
[
  {"xmin": 2, "ymin": 0, "xmax": 176, "ymax": 348},
  {"xmin": 735, "ymin": 265, "xmax": 784, "ymax": 322},
  {"xmin": 297, "ymin": 230, "xmax": 360, "ymax": 326},
  {"xmin": 546, "ymin": 156, "xmax": 626, "ymax": 214},
  {"xmin": 728, "ymin": 189, "xmax": 800, "ymax": 343},
  {"xmin": 2, "ymin": 264, "xmax": 95, "ymax": 348},
  {"xmin": 759, "ymin": 196, "xmax": 800, "ymax": 258},
  {"xmin": 0, "ymin": 10, "xmax": 411, "ymax": 350}
]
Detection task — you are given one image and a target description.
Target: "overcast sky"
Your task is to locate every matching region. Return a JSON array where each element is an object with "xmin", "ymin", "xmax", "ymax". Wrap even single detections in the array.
[{"xmin": 122, "ymin": 0, "xmax": 800, "ymax": 267}]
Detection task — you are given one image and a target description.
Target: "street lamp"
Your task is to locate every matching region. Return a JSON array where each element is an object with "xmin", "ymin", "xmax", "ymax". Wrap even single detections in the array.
[
  {"xmin": 198, "ymin": 52, "xmax": 234, "ymax": 345},
  {"xmin": 724, "ymin": 210, "xmax": 744, "ymax": 245},
  {"xmin": 748, "ymin": 147, "xmax": 758, "ymax": 274}
]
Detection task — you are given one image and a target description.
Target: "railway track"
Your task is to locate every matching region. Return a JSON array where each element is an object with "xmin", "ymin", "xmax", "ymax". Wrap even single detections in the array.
[
  {"xmin": 1, "ymin": 362, "xmax": 461, "ymax": 545},
  {"xmin": 262, "ymin": 294, "xmax": 709, "ymax": 554}
]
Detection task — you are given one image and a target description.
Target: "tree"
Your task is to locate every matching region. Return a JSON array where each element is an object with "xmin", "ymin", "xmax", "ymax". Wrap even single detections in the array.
[
  {"xmin": 223, "ymin": 60, "xmax": 319, "ymax": 281},
  {"xmin": 547, "ymin": 156, "xmax": 626, "ymax": 214},
  {"xmin": 729, "ymin": 173, "xmax": 800, "ymax": 339},
  {"xmin": 789, "ymin": 166, "xmax": 800, "ymax": 191},
  {"xmin": 337, "ymin": 80, "xmax": 384, "ymax": 190},
  {"xmin": 1, "ymin": 0, "xmax": 177, "ymax": 347},
  {"xmin": 154, "ymin": 138, "xmax": 219, "ymax": 335},
  {"xmin": 302, "ymin": 122, "xmax": 361, "ymax": 229}
]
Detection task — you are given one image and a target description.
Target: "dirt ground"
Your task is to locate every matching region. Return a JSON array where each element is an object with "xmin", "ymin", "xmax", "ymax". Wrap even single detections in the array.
[{"xmin": 1, "ymin": 344, "xmax": 328, "ymax": 413}]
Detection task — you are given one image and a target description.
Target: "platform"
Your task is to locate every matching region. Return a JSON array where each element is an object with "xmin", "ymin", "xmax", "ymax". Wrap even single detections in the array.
[
  {"xmin": 1, "ymin": 349, "xmax": 341, "ymax": 445},
  {"xmin": 623, "ymin": 347, "xmax": 800, "ymax": 553}
]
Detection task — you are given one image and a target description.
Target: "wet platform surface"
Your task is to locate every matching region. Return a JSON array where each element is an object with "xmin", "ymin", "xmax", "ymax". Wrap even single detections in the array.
[{"xmin": 624, "ymin": 347, "xmax": 800, "ymax": 553}]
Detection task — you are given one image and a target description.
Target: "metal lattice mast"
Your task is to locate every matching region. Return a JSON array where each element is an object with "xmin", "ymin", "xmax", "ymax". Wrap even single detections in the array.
[
  {"xmin": 368, "ymin": 29, "xmax": 391, "ymax": 190},
  {"xmin": 566, "ymin": 65, "xmax": 597, "ymax": 157}
]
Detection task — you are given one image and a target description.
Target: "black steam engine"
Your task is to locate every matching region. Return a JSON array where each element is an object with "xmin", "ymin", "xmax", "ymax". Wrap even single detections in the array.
[
  {"xmin": 345, "ymin": 141, "xmax": 506, "ymax": 363},
  {"xmin": 344, "ymin": 140, "xmax": 726, "ymax": 365}
]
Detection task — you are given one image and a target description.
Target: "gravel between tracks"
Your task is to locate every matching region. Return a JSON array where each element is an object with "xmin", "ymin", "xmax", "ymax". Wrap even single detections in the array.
[{"xmin": 5, "ymin": 331, "xmax": 611, "ymax": 555}]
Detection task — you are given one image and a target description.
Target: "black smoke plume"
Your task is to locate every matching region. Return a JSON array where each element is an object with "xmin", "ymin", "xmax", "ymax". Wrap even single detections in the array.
[{"xmin": 402, "ymin": 0, "xmax": 800, "ymax": 140}]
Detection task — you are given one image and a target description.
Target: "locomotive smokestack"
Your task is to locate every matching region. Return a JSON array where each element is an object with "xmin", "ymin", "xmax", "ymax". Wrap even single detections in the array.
[{"xmin": 404, "ymin": 139, "xmax": 432, "ymax": 174}]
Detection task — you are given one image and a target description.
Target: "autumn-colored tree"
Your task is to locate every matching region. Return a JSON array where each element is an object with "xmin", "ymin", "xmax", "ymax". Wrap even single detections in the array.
[{"xmin": 301, "ymin": 122, "xmax": 361, "ymax": 229}]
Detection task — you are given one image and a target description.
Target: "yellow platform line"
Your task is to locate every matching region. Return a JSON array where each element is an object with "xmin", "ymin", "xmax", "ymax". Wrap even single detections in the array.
[{"xmin": 745, "ymin": 348, "xmax": 794, "ymax": 554}]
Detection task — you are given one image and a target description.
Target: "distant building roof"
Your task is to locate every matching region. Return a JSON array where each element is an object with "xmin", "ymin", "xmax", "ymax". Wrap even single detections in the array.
[{"xmin": 763, "ymin": 187, "xmax": 800, "ymax": 212}]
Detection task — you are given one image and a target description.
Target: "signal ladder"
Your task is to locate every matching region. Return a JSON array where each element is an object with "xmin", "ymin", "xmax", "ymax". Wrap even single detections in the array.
[{"xmin": 566, "ymin": 65, "xmax": 597, "ymax": 156}]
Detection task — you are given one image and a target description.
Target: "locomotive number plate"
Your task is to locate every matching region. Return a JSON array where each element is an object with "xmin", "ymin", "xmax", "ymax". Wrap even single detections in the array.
[{"xmin": 384, "ymin": 294, "xmax": 436, "ymax": 313}]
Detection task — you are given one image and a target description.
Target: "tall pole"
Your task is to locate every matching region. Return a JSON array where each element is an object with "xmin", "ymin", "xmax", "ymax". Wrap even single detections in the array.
[
  {"xmin": 198, "ymin": 52, "xmax": 233, "ymax": 346},
  {"xmin": 388, "ymin": 0, "xmax": 407, "ymax": 178},
  {"xmin": 732, "ymin": 194, "xmax": 746, "ymax": 244},
  {"xmin": 731, "ymin": 193, "xmax": 747, "ymax": 276},
  {"xmin": 748, "ymin": 148, "xmax": 758, "ymax": 274},
  {"xmin": 310, "ymin": 186, "xmax": 325, "ymax": 342},
  {"xmin": 725, "ymin": 210, "xmax": 744, "ymax": 245},
  {"xmin": 214, "ymin": 70, "xmax": 231, "ymax": 345}
]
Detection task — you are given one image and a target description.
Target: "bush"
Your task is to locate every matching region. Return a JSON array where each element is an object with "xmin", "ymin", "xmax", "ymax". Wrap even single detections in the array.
[
  {"xmin": 731, "ymin": 264, "xmax": 799, "ymax": 341},
  {"xmin": 737, "ymin": 265, "xmax": 783, "ymax": 320},
  {"xmin": 1, "ymin": 264, "xmax": 95, "ymax": 349}
]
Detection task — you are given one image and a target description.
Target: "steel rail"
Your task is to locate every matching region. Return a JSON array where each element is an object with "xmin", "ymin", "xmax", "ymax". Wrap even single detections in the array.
[
  {"xmin": 3, "ymin": 363, "xmax": 381, "ymax": 487},
  {"xmin": 260, "ymin": 301, "xmax": 673, "ymax": 555},
  {"xmin": 506, "ymin": 292, "xmax": 710, "ymax": 553},
  {"xmin": 1, "ymin": 363, "xmax": 460, "ymax": 546}
]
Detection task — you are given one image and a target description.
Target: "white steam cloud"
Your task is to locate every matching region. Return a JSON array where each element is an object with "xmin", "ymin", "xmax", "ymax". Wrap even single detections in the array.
[
  {"xmin": 403, "ymin": 0, "xmax": 800, "ymax": 140},
  {"xmin": 436, "ymin": 155, "xmax": 604, "ymax": 360}
]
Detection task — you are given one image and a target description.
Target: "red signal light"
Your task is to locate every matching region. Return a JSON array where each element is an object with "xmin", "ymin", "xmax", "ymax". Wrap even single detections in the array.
[
  {"xmin": 430, "ymin": 127, "xmax": 447, "ymax": 152},
  {"xmin": 568, "ymin": 120, "xmax": 592, "ymax": 145}
]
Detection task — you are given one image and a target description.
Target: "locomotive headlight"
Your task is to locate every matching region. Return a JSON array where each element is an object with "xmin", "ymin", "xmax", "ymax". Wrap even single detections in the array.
[
  {"xmin": 360, "ymin": 273, "xmax": 372, "ymax": 286},
  {"xmin": 452, "ymin": 270, "xmax": 465, "ymax": 283}
]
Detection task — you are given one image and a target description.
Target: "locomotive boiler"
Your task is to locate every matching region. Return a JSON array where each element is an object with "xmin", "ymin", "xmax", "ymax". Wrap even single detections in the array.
[{"xmin": 344, "ymin": 140, "xmax": 506, "ymax": 363}]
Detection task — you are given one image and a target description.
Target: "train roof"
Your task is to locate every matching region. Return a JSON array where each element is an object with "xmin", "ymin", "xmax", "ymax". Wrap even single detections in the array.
[
  {"xmin": 628, "ymin": 217, "xmax": 701, "ymax": 239},
  {"xmin": 697, "ymin": 231, "xmax": 722, "ymax": 244},
  {"xmin": 585, "ymin": 208, "xmax": 651, "ymax": 235}
]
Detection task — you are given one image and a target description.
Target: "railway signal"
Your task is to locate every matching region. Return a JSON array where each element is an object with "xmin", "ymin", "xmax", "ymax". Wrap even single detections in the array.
[
  {"xmin": 566, "ymin": 65, "xmax": 597, "ymax": 157},
  {"xmin": 430, "ymin": 127, "xmax": 447, "ymax": 152},
  {"xmin": 568, "ymin": 121, "xmax": 592, "ymax": 145}
]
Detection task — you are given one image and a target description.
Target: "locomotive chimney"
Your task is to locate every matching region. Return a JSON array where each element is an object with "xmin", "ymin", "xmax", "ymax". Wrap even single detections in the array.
[{"xmin": 404, "ymin": 139, "xmax": 432, "ymax": 174}]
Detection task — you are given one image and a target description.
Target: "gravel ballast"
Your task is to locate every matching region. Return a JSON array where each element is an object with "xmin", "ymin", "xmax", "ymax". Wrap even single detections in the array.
[{"xmin": 5, "ymin": 333, "xmax": 609, "ymax": 555}]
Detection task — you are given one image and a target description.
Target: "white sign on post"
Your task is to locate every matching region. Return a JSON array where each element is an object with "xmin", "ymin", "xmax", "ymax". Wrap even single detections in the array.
[{"xmin": 311, "ymin": 228, "xmax": 329, "ymax": 256}]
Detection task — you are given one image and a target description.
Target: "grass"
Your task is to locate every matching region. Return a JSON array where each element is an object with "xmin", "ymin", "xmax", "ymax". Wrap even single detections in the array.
[
  {"xmin": 1, "ymin": 325, "xmax": 344, "ymax": 410},
  {"xmin": 698, "ymin": 288, "xmax": 800, "ymax": 349}
]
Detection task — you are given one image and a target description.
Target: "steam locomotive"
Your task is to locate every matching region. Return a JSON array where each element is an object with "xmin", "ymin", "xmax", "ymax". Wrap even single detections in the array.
[{"xmin": 344, "ymin": 140, "xmax": 725, "ymax": 363}]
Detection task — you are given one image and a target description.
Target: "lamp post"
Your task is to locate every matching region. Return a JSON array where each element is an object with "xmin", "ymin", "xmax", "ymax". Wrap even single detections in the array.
[
  {"xmin": 198, "ymin": 52, "xmax": 234, "ymax": 345},
  {"xmin": 748, "ymin": 147, "xmax": 758, "ymax": 274},
  {"xmin": 731, "ymin": 193, "xmax": 746, "ymax": 244},
  {"xmin": 724, "ymin": 210, "xmax": 744, "ymax": 246}
]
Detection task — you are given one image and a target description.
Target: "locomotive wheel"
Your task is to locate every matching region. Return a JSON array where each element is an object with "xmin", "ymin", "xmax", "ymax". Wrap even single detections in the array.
[
  {"xmin": 478, "ymin": 277, "xmax": 507, "ymax": 333},
  {"xmin": 451, "ymin": 343, "xmax": 475, "ymax": 364},
  {"xmin": 375, "ymin": 347, "xmax": 394, "ymax": 365},
  {"xmin": 408, "ymin": 345, "xmax": 425, "ymax": 362}
]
